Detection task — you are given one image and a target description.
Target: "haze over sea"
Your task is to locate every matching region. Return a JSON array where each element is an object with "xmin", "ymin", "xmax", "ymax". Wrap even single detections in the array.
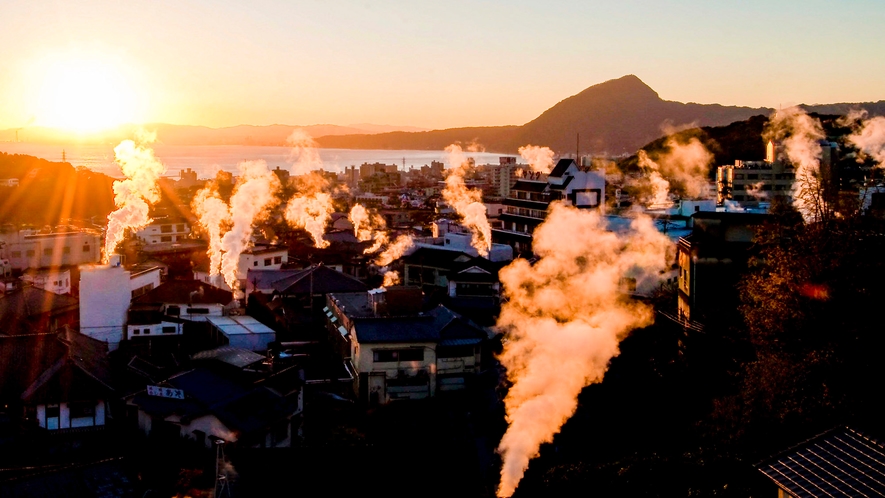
[{"xmin": 0, "ymin": 143, "xmax": 515, "ymax": 178}]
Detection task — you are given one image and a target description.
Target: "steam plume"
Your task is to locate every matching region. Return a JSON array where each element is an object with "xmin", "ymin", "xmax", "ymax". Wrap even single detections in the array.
[
  {"xmin": 285, "ymin": 192, "xmax": 334, "ymax": 248},
  {"xmin": 636, "ymin": 137, "xmax": 713, "ymax": 207},
  {"xmin": 103, "ymin": 132, "xmax": 166, "ymax": 260},
  {"xmin": 192, "ymin": 185, "xmax": 231, "ymax": 279},
  {"xmin": 382, "ymin": 271, "xmax": 401, "ymax": 287},
  {"xmin": 219, "ymin": 160, "xmax": 280, "ymax": 291},
  {"xmin": 374, "ymin": 234, "xmax": 413, "ymax": 267},
  {"xmin": 288, "ymin": 129, "xmax": 324, "ymax": 176},
  {"xmin": 764, "ymin": 107, "xmax": 825, "ymax": 222},
  {"xmin": 495, "ymin": 203, "xmax": 671, "ymax": 497},
  {"xmin": 847, "ymin": 113, "xmax": 885, "ymax": 167},
  {"xmin": 442, "ymin": 144, "xmax": 492, "ymax": 256},
  {"xmin": 518, "ymin": 145, "xmax": 555, "ymax": 174}
]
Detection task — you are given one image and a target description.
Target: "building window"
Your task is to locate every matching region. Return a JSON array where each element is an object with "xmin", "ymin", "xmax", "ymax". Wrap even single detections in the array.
[
  {"xmin": 253, "ymin": 261, "xmax": 258, "ymax": 266},
  {"xmin": 45, "ymin": 405, "xmax": 60, "ymax": 419},
  {"xmin": 176, "ymin": 224, "xmax": 184, "ymax": 232},
  {"xmin": 132, "ymin": 329, "xmax": 140, "ymax": 335},
  {"xmin": 143, "ymin": 329, "xmax": 151, "ymax": 335},
  {"xmin": 63, "ymin": 246, "xmax": 71, "ymax": 254},
  {"xmin": 264, "ymin": 258, "xmax": 271, "ymax": 266},
  {"xmin": 69, "ymin": 401, "xmax": 95, "ymax": 418},
  {"xmin": 43, "ymin": 248, "xmax": 52, "ymax": 256},
  {"xmin": 83, "ymin": 245, "xmax": 90, "ymax": 252},
  {"xmin": 274, "ymin": 256, "xmax": 282, "ymax": 264},
  {"xmin": 26, "ymin": 249, "xmax": 35, "ymax": 257},
  {"xmin": 11, "ymin": 251, "xmax": 21, "ymax": 258},
  {"xmin": 167, "ymin": 306, "xmax": 181, "ymax": 316},
  {"xmin": 374, "ymin": 348, "xmax": 424, "ymax": 362},
  {"xmin": 162, "ymin": 326, "xmax": 177, "ymax": 334},
  {"xmin": 160, "ymin": 236, "xmax": 172, "ymax": 242},
  {"xmin": 160, "ymin": 225, "xmax": 172, "ymax": 233}
]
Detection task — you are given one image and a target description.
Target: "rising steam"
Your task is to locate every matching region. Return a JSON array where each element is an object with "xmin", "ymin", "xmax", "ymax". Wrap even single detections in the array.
[
  {"xmin": 382, "ymin": 271, "xmax": 401, "ymax": 287},
  {"xmin": 443, "ymin": 144, "xmax": 492, "ymax": 256},
  {"xmin": 765, "ymin": 107, "xmax": 825, "ymax": 222},
  {"xmin": 288, "ymin": 129, "xmax": 324, "ymax": 176},
  {"xmin": 192, "ymin": 185, "xmax": 232, "ymax": 280},
  {"xmin": 495, "ymin": 203, "xmax": 671, "ymax": 497},
  {"xmin": 219, "ymin": 160, "xmax": 280, "ymax": 291},
  {"xmin": 103, "ymin": 132, "xmax": 166, "ymax": 260},
  {"xmin": 847, "ymin": 112, "xmax": 885, "ymax": 167},
  {"xmin": 636, "ymin": 137, "xmax": 713, "ymax": 208},
  {"xmin": 285, "ymin": 192, "xmax": 334, "ymax": 248},
  {"xmin": 518, "ymin": 145, "xmax": 555, "ymax": 174},
  {"xmin": 374, "ymin": 234, "xmax": 413, "ymax": 267}
]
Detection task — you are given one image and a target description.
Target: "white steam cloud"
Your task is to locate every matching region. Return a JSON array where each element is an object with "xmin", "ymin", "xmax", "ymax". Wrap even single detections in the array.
[
  {"xmin": 219, "ymin": 160, "xmax": 280, "ymax": 291},
  {"xmin": 636, "ymin": 137, "xmax": 713, "ymax": 208},
  {"xmin": 285, "ymin": 192, "xmax": 334, "ymax": 249},
  {"xmin": 192, "ymin": 185, "xmax": 232, "ymax": 280},
  {"xmin": 374, "ymin": 234, "xmax": 413, "ymax": 267},
  {"xmin": 104, "ymin": 132, "xmax": 166, "ymax": 260},
  {"xmin": 765, "ymin": 107, "xmax": 825, "ymax": 222},
  {"xmin": 443, "ymin": 144, "xmax": 492, "ymax": 256},
  {"xmin": 847, "ymin": 112, "xmax": 885, "ymax": 167},
  {"xmin": 495, "ymin": 203, "xmax": 671, "ymax": 497},
  {"xmin": 518, "ymin": 145, "xmax": 555, "ymax": 174}
]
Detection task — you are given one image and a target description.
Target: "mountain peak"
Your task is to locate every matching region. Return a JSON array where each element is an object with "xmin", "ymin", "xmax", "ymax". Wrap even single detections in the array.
[{"xmin": 575, "ymin": 74, "xmax": 660, "ymax": 102}]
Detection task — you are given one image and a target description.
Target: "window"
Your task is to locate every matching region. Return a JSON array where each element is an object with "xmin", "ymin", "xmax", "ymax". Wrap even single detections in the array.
[
  {"xmin": 734, "ymin": 174, "xmax": 745, "ymax": 180},
  {"xmin": 132, "ymin": 329, "xmax": 140, "ymax": 335},
  {"xmin": 399, "ymin": 349, "xmax": 424, "ymax": 361},
  {"xmin": 26, "ymin": 249, "xmax": 35, "ymax": 257},
  {"xmin": 187, "ymin": 308, "xmax": 210, "ymax": 314},
  {"xmin": 160, "ymin": 225, "xmax": 173, "ymax": 233},
  {"xmin": 374, "ymin": 350, "xmax": 398, "ymax": 362},
  {"xmin": 167, "ymin": 305, "xmax": 181, "ymax": 316},
  {"xmin": 438, "ymin": 345, "xmax": 475, "ymax": 358},
  {"xmin": 43, "ymin": 248, "xmax": 52, "ymax": 256},
  {"xmin": 264, "ymin": 258, "xmax": 271, "ymax": 266},
  {"xmin": 11, "ymin": 251, "xmax": 21, "ymax": 258},
  {"xmin": 176, "ymin": 224, "xmax": 184, "ymax": 232},
  {"xmin": 69, "ymin": 401, "xmax": 95, "ymax": 419},
  {"xmin": 746, "ymin": 174, "xmax": 759, "ymax": 180},
  {"xmin": 45, "ymin": 405, "xmax": 60, "ymax": 418},
  {"xmin": 63, "ymin": 246, "xmax": 70, "ymax": 254},
  {"xmin": 83, "ymin": 245, "xmax": 90, "ymax": 252},
  {"xmin": 162, "ymin": 326, "xmax": 177, "ymax": 334},
  {"xmin": 253, "ymin": 261, "xmax": 258, "ymax": 266},
  {"xmin": 160, "ymin": 236, "xmax": 172, "ymax": 242},
  {"xmin": 274, "ymin": 256, "xmax": 282, "ymax": 264},
  {"xmin": 143, "ymin": 329, "xmax": 151, "ymax": 335}
]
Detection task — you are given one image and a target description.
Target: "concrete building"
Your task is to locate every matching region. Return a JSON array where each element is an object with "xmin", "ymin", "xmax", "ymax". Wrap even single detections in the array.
[
  {"xmin": 207, "ymin": 315, "xmax": 276, "ymax": 352},
  {"xmin": 493, "ymin": 159, "xmax": 605, "ymax": 255},
  {"xmin": 0, "ymin": 229, "xmax": 101, "ymax": 271},
  {"xmin": 20, "ymin": 267, "xmax": 71, "ymax": 295},
  {"xmin": 716, "ymin": 160, "xmax": 795, "ymax": 205},
  {"xmin": 79, "ymin": 257, "xmax": 162, "ymax": 350},
  {"xmin": 134, "ymin": 217, "xmax": 191, "ymax": 245},
  {"xmin": 194, "ymin": 244, "xmax": 289, "ymax": 292}
]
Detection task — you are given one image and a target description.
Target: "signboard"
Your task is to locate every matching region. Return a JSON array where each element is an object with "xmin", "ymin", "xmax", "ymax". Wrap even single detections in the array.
[{"xmin": 147, "ymin": 385, "xmax": 185, "ymax": 400}]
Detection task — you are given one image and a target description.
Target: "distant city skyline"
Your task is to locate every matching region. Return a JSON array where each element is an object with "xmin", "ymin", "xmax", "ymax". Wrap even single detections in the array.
[{"xmin": 2, "ymin": 0, "xmax": 884, "ymax": 131}]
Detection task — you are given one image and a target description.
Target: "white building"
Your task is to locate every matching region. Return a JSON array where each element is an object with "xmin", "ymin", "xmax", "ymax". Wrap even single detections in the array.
[
  {"xmin": 194, "ymin": 244, "xmax": 289, "ymax": 292},
  {"xmin": 21, "ymin": 267, "xmax": 71, "ymax": 295},
  {"xmin": 134, "ymin": 218, "xmax": 191, "ymax": 244},
  {"xmin": 207, "ymin": 315, "xmax": 276, "ymax": 352},
  {"xmin": 79, "ymin": 257, "xmax": 162, "ymax": 350},
  {"xmin": 0, "ymin": 229, "xmax": 101, "ymax": 271}
]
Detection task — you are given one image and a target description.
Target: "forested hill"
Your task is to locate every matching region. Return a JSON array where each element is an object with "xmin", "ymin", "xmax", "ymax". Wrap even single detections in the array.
[
  {"xmin": 0, "ymin": 152, "xmax": 115, "ymax": 225},
  {"xmin": 316, "ymin": 75, "xmax": 770, "ymax": 154}
]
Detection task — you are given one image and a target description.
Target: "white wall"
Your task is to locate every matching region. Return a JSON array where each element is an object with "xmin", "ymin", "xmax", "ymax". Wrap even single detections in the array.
[
  {"xmin": 21, "ymin": 268, "xmax": 71, "ymax": 295},
  {"xmin": 135, "ymin": 222, "xmax": 191, "ymax": 244},
  {"xmin": 1, "ymin": 231, "xmax": 101, "ymax": 270},
  {"xmin": 128, "ymin": 321, "xmax": 184, "ymax": 337},
  {"xmin": 80, "ymin": 265, "xmax": 131, "ymax": 350},
  {"xmin": 129, "ymin": 268, "xmax": 162, "ymax": 295},
  {"xmin": 238, "ymin": 250, "xmax": 288, "ymax": 280}
]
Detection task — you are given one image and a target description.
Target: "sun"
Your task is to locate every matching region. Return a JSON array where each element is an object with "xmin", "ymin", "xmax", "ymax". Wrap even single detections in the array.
[{"xmin": 36, "ymin": 57, "xmax": 140, "ymax": 133}]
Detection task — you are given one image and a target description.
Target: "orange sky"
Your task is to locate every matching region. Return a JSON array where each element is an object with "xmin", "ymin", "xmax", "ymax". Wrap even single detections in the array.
[{"xmin": 2, "ymin": 1, "xmax": 885, "ymax": 132}]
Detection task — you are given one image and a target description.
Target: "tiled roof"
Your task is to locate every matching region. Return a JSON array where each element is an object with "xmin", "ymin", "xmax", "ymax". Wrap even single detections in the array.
[
  {"xmin": 351, "ymin": 305, "xmax": 488, "ymax": 344},
  {"xmin": 271, "ymin": 265, "xmax": 368, "ymax": 295},
  {"xmin": 756, "ymin": 426, "xmax": 885, "ymax": 498},
  {"xmin": 132, "ymin": 280, "xmax": 233, "ymax": 305},
  {"xmin": 549, "ymin": 158, "xmax": 576, "ymax": 178},
  {"xmin": 511, "ymin": 180, "xmax": 548, "ymax": 193}
]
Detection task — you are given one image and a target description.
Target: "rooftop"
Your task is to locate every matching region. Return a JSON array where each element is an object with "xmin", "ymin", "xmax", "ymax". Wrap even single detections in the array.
[
  {"xmin": 132, "ymin": 280, "xmax": 234, "ymax": 305},
  {"xmin": 756, "ymin": 426, "xmax": 885, "ymax": 498}
]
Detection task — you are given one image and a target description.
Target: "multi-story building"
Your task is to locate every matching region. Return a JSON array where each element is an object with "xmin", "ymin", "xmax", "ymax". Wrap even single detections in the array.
[
  {"xmin": 716, "ymin": 160, "xmax": 795, "ymax": 205},
  {"xmin": 0, "ymin": 229, "xmax": 101, "ymax": 271},
  {"xmin": 134, "ymin": 217, "xmax": 191, "ymax": 245},
  {"xmin": 493, "ymin": 159, "xmax": 605, "ymax": 255}
]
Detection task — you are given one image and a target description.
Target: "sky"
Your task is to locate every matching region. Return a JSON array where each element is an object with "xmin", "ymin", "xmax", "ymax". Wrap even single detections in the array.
[{"xmin": 1, "ymin": 0, "xmax": 884, "ymax": 131}]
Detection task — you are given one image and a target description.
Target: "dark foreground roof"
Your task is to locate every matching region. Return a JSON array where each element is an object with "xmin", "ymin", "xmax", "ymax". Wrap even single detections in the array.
[
  {"xmin": 132, "ymin": 280, "xmax": 233, "ymax": 305},
  {"xmin": 0, "ymin": 286, "xmax": 78, "ymax": 329},
  {"xmin": 756, "ymin": 426, "xmax": 885, "ymax": 498},
  {"xmin": 352, "ymin": 305, "xmax": 489, "ymax": 344},
  {"xmin": 271, "ymin": 264, "xmax": 367, "ymax": 295}
]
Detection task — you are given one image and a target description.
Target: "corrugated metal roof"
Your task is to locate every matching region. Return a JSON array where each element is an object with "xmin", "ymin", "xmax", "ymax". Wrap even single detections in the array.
[{"xmin": 756, "ymin": 426, "xmax": 885, "ymax": 498}]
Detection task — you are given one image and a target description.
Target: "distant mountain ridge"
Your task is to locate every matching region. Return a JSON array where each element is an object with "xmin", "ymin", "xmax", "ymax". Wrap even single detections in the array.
[
  {"xmin": 0, "ymin": 122, "xmax": 429, "ymax": 146},
  {"xmin": 315, "ymin": 75, "xmax": 885, "ymax": 154}
]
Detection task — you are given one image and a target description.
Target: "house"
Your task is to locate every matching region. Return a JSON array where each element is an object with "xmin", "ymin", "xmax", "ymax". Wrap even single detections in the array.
[
  {"xmin": 0, "ymin": 328, "xmax": 114, "ymax": 433},
  {"xmin": 326, "ymin": 287, "xmax": 490, "ymax": 405},
  {"xmin": 20, "ymin": 267, "xmax": 72, "ymax": 295},
  {"xmin": 207, "ymin": 315, "xmax": 276, "ymax": 352},
  {"xmin": 131, "ymin": 280, "xmax": 235, "ymax": 323},
  {"xmin": 126, "ymin": 367, "xmax": 301, "ymax": 448},
  {"xmin": 755, "ymin": 426, "xmax": 885, "ymax": 498},
  {"xmin": 493, "ymin": 158, "xmax": 605, "ymax": 255},
  {"xmin": 194, "ymin": 243, "xmax": 289, "ymax": 293},
  {"xmin": 0, "ymin": 284, "xmax": 79, "ymax": 335}
]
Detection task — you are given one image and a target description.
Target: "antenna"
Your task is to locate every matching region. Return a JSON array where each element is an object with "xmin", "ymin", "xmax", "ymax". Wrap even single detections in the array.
[{"xmin": 576, "ymin": 133, "xmax": 580, "ymax": 163}]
